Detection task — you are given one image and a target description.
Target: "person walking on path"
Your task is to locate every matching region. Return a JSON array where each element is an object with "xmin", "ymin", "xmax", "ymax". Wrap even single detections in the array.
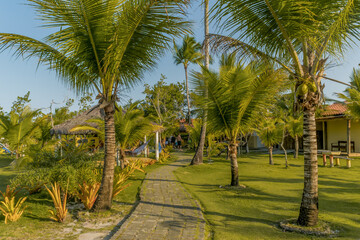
[{"xmin": 176, "ymin": 134, "xmax": 183, "ymax": 149}]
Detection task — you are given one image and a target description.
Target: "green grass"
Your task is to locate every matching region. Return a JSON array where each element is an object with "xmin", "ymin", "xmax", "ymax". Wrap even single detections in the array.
[
  {"xmin": 174, "ymin": 152, "xmax": 360, "ymax": 240},
  {"xmin": 0, "ymin": 155, "xmax": 167, "ymax": 239}
]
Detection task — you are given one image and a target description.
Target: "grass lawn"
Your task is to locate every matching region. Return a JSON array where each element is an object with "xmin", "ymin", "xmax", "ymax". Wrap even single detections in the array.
[
  {"xmin": 174, "ymin": 152, "xmax": 360, "ymax": 240},
  {"xmin": 0, "ymin": 154, "xmax": 166, "ymax": 240}
]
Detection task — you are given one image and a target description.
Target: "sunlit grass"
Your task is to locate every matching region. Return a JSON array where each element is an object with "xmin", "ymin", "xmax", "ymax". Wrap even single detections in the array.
[{"xmin": 174, "ymin": 152, "xmax": 360, "ymax": 240}]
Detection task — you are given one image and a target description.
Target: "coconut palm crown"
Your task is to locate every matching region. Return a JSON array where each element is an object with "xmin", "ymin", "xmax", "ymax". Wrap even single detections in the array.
[
  {"xmin": 173, "ymin": 35, "xmax": 204, "ymax": 123},
  {"xmin": 192, "ymin": 54, "xmax": 283, "ymax": 186}
]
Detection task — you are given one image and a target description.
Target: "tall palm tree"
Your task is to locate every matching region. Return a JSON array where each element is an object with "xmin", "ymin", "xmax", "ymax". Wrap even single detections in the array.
[
  {"xmin": 173, "ymin": 35, "xmax": 203, "ymax": 123},
  {"xmin": 191, "ymin": 0, "xmax": 210, "ymax": 165},
  {"xmin": 0, "ymin": 0, "xmax": 189, "ymax": 210},
  {"xmin": 212, "ymin": 0, "xmax": 360, "ymax": 226},
  {"xmin": 193, "ymin": 54, "xmax": 282, "ymax": 186}
]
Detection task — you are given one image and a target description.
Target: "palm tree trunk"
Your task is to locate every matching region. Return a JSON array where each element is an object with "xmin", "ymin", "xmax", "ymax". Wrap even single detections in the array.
[
  {"xmin": 191, "ymin": 0, "xmax": 209, "ymax": 165},
  {"xmin": 268, "ymin": 146, "xmax": 274, "ymax": 165},
  {"xmin": 297, "ymin": 107, "xmax": 318, "ymax": 226},
  {"xmin": 184, "ymin": 65, "xmax": 191, "ymax": 124},
  {"xmin": 280, "ymin": 129, "xmax": 288, "ymax": 168},
  {"xmin": 294, "ymin": 135, "xmax": 299, "ymax": 158},
  {"xmin": 94, "ymin": 104, "xmax": 116, "ymax": 211},
  {"xmin": 229, "ymin": 141, "xmax": 239, "ymax": 186}
]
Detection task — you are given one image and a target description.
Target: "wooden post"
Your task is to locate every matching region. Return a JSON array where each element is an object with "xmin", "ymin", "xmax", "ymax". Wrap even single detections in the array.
[
  {"xmin": 347, "ymin": 119, "xmax": 351, "ymax": 156},
  {"xmin": 155, "ymin": 131, "xmax": 159, "ymax": 161},
  {"xmin": 58, "ymin": 135, "xmax": 63, "ymax": 158},
  {"xmin": 336, "ymin": 158, "xmax": 340, "ymax": 166},
  {"xmin": 322, "ymin": 121, "xmax": 326, "ymax": 150},
  {"xmin": 347, "ymin": 159, "xmax": 351, "ymax": 168},
  {"xmin": 144, "ymin": 135, "xmax": 148, "ymax": 158},
  {"xmin": 329, "ymin": 155, "xmax": 334, "ymax": 167},
  {"xmin": 322, "ymin": 154, "xmax": 327, "ymax": 166}
]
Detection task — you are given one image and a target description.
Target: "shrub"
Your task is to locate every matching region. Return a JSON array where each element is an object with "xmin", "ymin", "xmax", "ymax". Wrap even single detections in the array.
[
  {"xmin": 0, "ymin": 187, "xmax": 27, "ymax": 224},
  {"xmin": 158, "ymin": 151, "xmax": 170, "ymax": 163},
  {"xmin": 77, "ymin": 182, "xmax": 100, "ymax": 210},
  {"xmin": 10, "ymin": 169, "xmax": 49, "ymax": 194},
  {"xmin": 11, "ymin": 160, "xmax": 102, "ymax": 197},
  {"xmin": 45, "ymin": 182, "xmax": 68, "ymax": 223}
]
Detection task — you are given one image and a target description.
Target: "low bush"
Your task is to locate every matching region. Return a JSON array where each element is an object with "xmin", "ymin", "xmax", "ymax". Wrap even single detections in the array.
[
  {"xmin": 10, "ymin": 169, "xmax": 49, "ymax": 194},
  {"xmin": 11, "ymin": 160, "xmax": 102, "ymax": 197}
]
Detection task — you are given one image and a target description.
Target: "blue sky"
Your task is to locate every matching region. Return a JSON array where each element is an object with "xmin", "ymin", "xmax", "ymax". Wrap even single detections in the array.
[{"xmin": 1, "ymin": 1, "xmax": 360, "ymax": 113}]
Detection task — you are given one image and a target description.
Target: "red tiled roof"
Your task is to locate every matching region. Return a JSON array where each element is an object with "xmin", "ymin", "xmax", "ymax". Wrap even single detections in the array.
[{"xmin": 321, "ymin": 103, "xmax": 347, "ymax": 116}]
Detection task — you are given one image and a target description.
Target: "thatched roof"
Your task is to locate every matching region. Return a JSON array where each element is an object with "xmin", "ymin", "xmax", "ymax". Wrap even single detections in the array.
[{"xmin": 51, "ymin": 105, "xmax": 103, "ymax": 135}]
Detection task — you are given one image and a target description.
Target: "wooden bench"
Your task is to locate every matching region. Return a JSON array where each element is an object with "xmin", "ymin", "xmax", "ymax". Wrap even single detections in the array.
[
  {"xmin": 319, "ymin": 150, "xmax": 341, "ymax": 167},
  {"xmin": 319, "ymin": 150, "xmax": 353, "ymax": 168},
  {"xmin": 334, "ymin": 156, "xmax": 353, "ymax": 168}
]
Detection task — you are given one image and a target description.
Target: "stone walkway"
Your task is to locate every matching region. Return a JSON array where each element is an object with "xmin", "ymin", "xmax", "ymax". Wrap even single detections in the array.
[{"xmin": 109, "ymin": 156, "xmax": 206, "ymax": 240}]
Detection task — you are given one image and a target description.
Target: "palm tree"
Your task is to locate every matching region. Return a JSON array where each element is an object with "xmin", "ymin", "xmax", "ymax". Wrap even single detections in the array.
[
  {"xmin": 256, "ymin": 118, "xmax": 283, "ymax": 165},
  {"xmin": 287, "ymin": 115, "xmax": 303, "ymax": 158},
  {"xmin": 212, "ymin": 0, "xmax": 360, "ymax": 226},
  {"xmin": 191, "ymin": 0, "xmax": 210, "ymax": 165},
  {"xmin": 0, "ymin": 106, "xmax": 41, "ymax": 159},
  {"xmin": 0, "ymin": 0, "xmax": 189, "ymax": 210},
  {"xmin": 187, "ymin": 119, "xmax": 202, "ymax": 150},
  {"xmin": 193, "ymin": 54, "xmax": 282, "ymax": 186},
  {"xmin": 338, "ymin": 68, "xmax": 360, "ymax": 118},
  {"xmin": 114, "ymin": 103, "xmax": 153, "ymax": 167},
  {"xmin": 173, "ymin": 35, "xmax": 203, "ymax": 123}
]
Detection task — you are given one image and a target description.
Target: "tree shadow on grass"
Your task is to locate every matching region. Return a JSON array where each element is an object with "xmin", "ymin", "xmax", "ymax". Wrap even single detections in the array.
[
  {"xmin": 242, "ymin": 176, "xmax": 302, "ymax": 184},
  {"xmin": 25, "ymin": 213, "xmax": 50, "ymax": 222}
]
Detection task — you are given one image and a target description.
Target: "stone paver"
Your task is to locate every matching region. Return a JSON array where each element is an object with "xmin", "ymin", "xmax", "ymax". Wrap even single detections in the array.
[{"xmin": 110, "ymin": 156, "xmax": 206, "ymax": 240}]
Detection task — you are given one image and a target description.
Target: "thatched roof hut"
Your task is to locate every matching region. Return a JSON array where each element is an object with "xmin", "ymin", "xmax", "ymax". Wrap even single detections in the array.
[{"xmin": 51, "ymin": 105, "xmax": 103, "ymax": 135}]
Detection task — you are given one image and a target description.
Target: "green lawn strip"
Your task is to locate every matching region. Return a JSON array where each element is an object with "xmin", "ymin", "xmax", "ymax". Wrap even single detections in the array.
[
  {"xmin": 174, "ymin": 152, "xmax": 360, "ymax": 240},
  {"xmin": 0, "ymin": 155, "xmax": 169, "ymax": 240}
]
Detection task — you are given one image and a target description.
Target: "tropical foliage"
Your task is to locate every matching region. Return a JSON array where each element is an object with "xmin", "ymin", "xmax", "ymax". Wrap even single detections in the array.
[
  {"xmin": 77, "ymin": 182, "xmax": 101, "ymax": 210},
  {"xmin": 45, "ymin": 182, "xmax": 68, "ymax": 223},
  {"xmin": 256, "ymin": 118, "xmax": 283, "ymax": 165},
  {"xmin": 338, "ymin": 68, "xmax": 360, "ymax": 119},
  {"xmin": 173, "ymin": 36, "xmax": 203, "ymax": 123},
  {"xmin": 212, "ymin": 0, "xmax": 360, "ymax": 226},
  {"xmin": 0, "ymin": 195, "xmax": 27, "ymax": 224},
  {"xmin": 115, "ymin": 103, "xmax": 154, "ymax": 164},
  {"xmin": 193, "ymin": 54, "xmax": 283, "ymax": 186},
  {"xmin": 0, "ymin": 0, "xmax": 190, "ymax": 210},
  {"xmin": 0, "ymin": 106, "xmax": 41, "ymax": 160}
]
